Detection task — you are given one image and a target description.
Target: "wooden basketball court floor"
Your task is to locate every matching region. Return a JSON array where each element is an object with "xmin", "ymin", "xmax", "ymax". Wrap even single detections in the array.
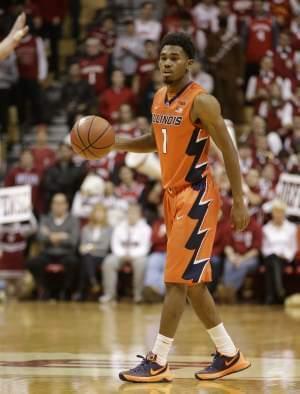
[{"xmin": 0, "ymin": 302, "xmax": 300, "ymax": 394}]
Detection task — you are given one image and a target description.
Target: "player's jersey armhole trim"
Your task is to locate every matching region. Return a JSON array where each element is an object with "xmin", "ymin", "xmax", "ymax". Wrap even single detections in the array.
[{"xmin": 189, "ymin": 96, "xmax": 203, "ymax": 129}]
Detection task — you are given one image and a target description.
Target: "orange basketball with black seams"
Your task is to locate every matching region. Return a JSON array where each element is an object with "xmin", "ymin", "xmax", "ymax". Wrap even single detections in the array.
[{"xmin": 70, "ymin": 115, "xmax": 115, "ymax": 160}]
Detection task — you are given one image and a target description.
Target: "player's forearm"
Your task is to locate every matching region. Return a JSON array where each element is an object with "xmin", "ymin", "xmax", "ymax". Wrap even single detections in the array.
[
  {"xmin": 221, "ymin": 147, "xmax": 244, "ymax": 203},
  {"xmin": 114, "ymin": 134, "xmax": 157, "ymax": 153},
  {"xmin": 0, "ymin": 38, "xmax": 14, "ymax": 61}
]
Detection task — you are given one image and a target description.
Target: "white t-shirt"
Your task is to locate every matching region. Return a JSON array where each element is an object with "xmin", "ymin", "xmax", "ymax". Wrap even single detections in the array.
[
  {"xmin": 262, "ymin": 219, "xmax": 298, "ymax": 262},
  {"xmin": 134, "ymin": 19, "xmax": 162, "ymax": 42}
]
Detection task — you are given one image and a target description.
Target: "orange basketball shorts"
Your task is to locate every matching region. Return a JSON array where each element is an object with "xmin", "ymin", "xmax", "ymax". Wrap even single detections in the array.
[{"xmin": 163, "ymin": 176, "xmax": 220, "ymax": 286}]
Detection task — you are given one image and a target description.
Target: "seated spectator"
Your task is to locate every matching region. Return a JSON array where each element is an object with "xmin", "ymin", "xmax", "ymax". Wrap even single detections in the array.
[
  {"xmin": 192, "ymin": 0, "xmax": 219, "ymax": 32},
  {"xmin": 132, "ymin": 39, "xmax": 158, "ymax": 95},
  {"xmin": 139, "ymin": 180, "xmax": 162, "ymax": 224},
  {"xmin": 136, "ymin": 116, "xmax": 151, "ymax": 136},
  {"xmin": 143, "ymin": 204, "xmax": 166, "ymax": 302},
  {"xmin": 42, "ymin": 143, "xmax": 86, "ymax": 210},
  {"xmin": 99, "ymin": 203, "xmax": 151, "ymax": 303},
  {"xmin": 272, "ymin": 31, "xmax": 296, "ymax": 80},
  {"xmin": 30, "ymin": 125, "xmax": 56, "ymax": 174},
  {"xmin": 259, "ymin": 163, "xmax": 278, "ymax": 202},
  {"xmin": 213, "ymin": 0, "xmax": 237, "ymax": 34},
  {"xmin": 26, "ymin": 193, "xmax": 80, "ymax": 300},
  {"xmin": 262, "ymin": 199, "xmax": 298, "ymax": 304},
  {"xmin": 99, "ymin": 69, "xmax": 136, "ymax": 123},
  {"xmin": 73, "ymin": 204, "xmax": 111, "ymax": 301},
  {"xmin": 218, "ymin": 216, "xmax": 262, "ymax": 303},
  {"xmin": 71, "ymin": 173, "xmax": 105, "ymax": 224},
  {"xmin": 62, "ymin": 62, "xmax": 96, "ymax": 129},
  {"xmin": 141, "ymin": 68, "xmax": 164, "ymax": 119},
  {"xmin": 258, "ymin": 82, "xmax": 293, "ymax": 135},
  {"xmin": 115, "ymin": 166, "xmax": 144, "ymax": 204},
  {"xmin": 86, "ymin": 13, "xmax": 117, "ymax": 54},
  {"xmin": 113, "ymin": 17, "xmax": 144, "ymax": 80},
  {"xmin": 271, "ymin": 0, "xmax": 298, "ymax": 29},
  {"xmin": 291, "ymin": 13, "xmax": 300, "ymax": 51},
  {"xmin": 5, "ymin": 149, "xmax": 42, "ymax": 214},
  {"xmin": 190, "ymin": 60, "xmax": 214, "ymax": 94},
  {"xmin": 87, "ymin": 150, "xmax": 120, "ymax": 181},
  {"xmin": 102, "ymin": 181, "xmax": 128, "ymax": 227},
  {"xmin": 244, "ymin": 169, "xmax": 264, "ymax": 219},
  {"xmin": 208, "ymin": 204, "xmax": 231, "ymax": 296},
  {"xmin": 113, "ymin": 104, "xmax": 140, "ymax": 138},
  {"xmin": 243, "ymin": 0, "xmax": 276, "ymax": 80},
  {"xmin": 134, "ymin": 2, "xmax": 162, "ymax": 42},
  {"xmin": 238, "ymin": 142, "xmax": 256, "ymax": 175},
  {"xmin": 246, "ymin": 55, "xmax": 284, "ymax": 107},
  {"xmin": 0, "ymin": 213, "xmax": 37, "ymax": 271},
  {"xmin": 79, "ymin": 37, "xmax": 110, "ymax": 95}
]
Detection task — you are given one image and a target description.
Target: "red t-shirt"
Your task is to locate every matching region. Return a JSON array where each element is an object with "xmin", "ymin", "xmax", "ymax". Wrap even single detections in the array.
[
  {"xmin": 30, "ymin": 146, "xmax": 56, "ymax": 174},
  {"xmin": 212, "ymin": 217, "xmax": 231, "ymax": 257},
  {"xmin": 272, "ymin": 46, "xmax": 295, "ymax": 79},
  {"xmin": 99, "ymin": 87, "xmax": 136, "ymax": 122},
  {"xmin": 151, "ymin": 218, "xmax": 167, "ymax": 253},
  {"xmin": 4, "ymin": 167, "xmax": 42, "ymax": 213},
  {"xmin": 79, "ymin": 54, "xmax": 110, "ymax": 95},
  {"xmin": 246, "ymin": 17, "xmax": 274, "ymax": 63},
  {"xmin": 228, "ymin": 217, "xmax": 262, "ymax": 255},
  {"xmin": 15, "ymin": 35, "xmax": 39, "ymax": 80},
  {"xmin": 136, "ymin": 58, "xmax": 157, "ymax": 94}
]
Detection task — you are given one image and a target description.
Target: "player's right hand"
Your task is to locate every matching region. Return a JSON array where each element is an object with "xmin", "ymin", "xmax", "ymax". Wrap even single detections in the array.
[
  {"xmin": 10, "ymin": 13, "xmax": 29, "ymax": 47},
  {"xmin": 230, "ymin": 200, "xmax": 250, "ymax": 232}
]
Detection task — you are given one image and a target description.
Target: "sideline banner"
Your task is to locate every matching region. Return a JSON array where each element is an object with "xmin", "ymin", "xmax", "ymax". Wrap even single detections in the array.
[
  {"xmin": 276, "ymin": 173, "xmax": 300, "ymax": 216},
  {"xmin": 0, "ymin": 185, "xmax": 32, "ymax": 224}
]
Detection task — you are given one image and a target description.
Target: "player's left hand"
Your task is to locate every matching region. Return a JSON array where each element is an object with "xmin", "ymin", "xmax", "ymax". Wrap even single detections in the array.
[{"xmin": 230, "ymin": 200, "xmax": 250, "ymax": 232}]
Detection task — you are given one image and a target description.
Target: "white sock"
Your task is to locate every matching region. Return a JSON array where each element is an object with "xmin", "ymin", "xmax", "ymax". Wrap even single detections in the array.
[
  {"xmin": 152, "ymin": 333, "xmax": 174, "ymax": 366},
  {"xmin": 207, "ymin": 323, "xmax": 237, "ymax": 356}
]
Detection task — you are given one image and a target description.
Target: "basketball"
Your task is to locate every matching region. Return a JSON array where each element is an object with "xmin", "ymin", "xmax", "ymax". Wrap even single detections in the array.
[{"xmin": 70, "ymin": 115, "xmax": 115, "ymax": 160}]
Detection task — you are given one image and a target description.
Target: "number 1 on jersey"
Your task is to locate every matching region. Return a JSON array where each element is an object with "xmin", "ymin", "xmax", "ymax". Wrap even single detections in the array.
[{"xmin": 162, "ymin": 128, "xmax": 167, "ymax": 154}]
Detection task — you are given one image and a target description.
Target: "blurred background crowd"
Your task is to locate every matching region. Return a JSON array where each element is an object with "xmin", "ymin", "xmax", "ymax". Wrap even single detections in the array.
[{"xmin": 0, "ymin": 0, "xmax": 299, "ymax": 305}]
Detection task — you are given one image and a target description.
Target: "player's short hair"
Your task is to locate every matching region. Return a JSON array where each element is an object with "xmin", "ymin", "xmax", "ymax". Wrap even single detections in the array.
[{"xmin": 159, "ymin": 32, "xmax": 195, "ymax": 59}]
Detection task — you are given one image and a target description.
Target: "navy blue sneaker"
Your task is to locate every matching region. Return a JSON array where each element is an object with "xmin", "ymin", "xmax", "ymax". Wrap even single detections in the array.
[
  {"xmin": 195, "ymin": 350, "xmax": 250, "ymax": 380},
  {"xmin": 119, "ymin": 352, "xmax": 174, "ymax": 383}
]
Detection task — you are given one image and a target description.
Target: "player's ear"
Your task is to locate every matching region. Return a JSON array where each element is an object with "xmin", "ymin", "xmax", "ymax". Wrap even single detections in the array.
[{"xmin": 187, "ymin": 58, "xmax": 194, "ymax": 72}]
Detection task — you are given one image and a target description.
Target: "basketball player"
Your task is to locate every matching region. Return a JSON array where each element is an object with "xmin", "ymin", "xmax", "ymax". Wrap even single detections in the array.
[
  {"xmin": 0, "ymin": 13, "xmax": 28, "ymax": 61},
  {"xmin": 112, "ymin": 32, "xmax": 251, "ymax": 382}
]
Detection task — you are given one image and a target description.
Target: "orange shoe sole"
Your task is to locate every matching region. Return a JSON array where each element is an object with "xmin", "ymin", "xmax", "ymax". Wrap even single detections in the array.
[{"xmin": 195, "ymin": 354, "xmax": 251, "ymax": 381}]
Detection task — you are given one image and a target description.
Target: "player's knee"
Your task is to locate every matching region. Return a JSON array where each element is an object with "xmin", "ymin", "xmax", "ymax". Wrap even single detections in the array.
[
  {"xmin": 165, "ymin": 283, "xmax": 188, "ymax": 297},
  {"xmin": 187, "ymin": 283, "xmax": 207, "ymax": 297}
]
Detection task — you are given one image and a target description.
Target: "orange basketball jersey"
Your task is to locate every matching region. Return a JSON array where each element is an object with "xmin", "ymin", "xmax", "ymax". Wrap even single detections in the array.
[{"xmin": 152, "ymin": 81, "xmax": 211, "ymax": 190}]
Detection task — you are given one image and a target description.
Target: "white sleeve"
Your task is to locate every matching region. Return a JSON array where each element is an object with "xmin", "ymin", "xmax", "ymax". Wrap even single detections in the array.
[
  {"xmin": 195, "ymin": 30, "xmax": 207, "ymax": 54},
  {"xmin": 261, "ymin": 226, "xmax": 270, "ymax": 257},
  {"xmin": 111, "ymin": 225, "xmax": 127, "ymax": 257},
  {"xmin": 128, "ymin": 224, "xmax": 152, "ymax": 258},
  {"xmin": 246, "ymin": 76, "xmax": 257, "ymax": 101},
  {"xmin": 282, "ymin": 78, "xmax": 292, "ymax": 100},
  {"xmin": 267, "ymin": 132, "xmax": 283, "ymax": 155},
  {"xmin": 290, "ymin": 0, "xmax": 300, "ymax": 14},
  {"xmin": 36, "ymin": 37, "xmax": 48, "ymax": 81},
  {"xmin": 281, "ymin": 102, "xmax": 293, "ymax": 127},
  {"xmin": 284, "ymin": 224, "xmax": 298, "ymax": 262},
  {"xmin": 206, "ymin": 74, "xmax": 214, "ymax": 94}
]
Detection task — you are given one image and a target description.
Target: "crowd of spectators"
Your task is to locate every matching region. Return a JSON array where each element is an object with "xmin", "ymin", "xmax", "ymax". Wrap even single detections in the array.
[{"xmin": 0, "ymin": 0, "xmax": 300, "ymax": 305}]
